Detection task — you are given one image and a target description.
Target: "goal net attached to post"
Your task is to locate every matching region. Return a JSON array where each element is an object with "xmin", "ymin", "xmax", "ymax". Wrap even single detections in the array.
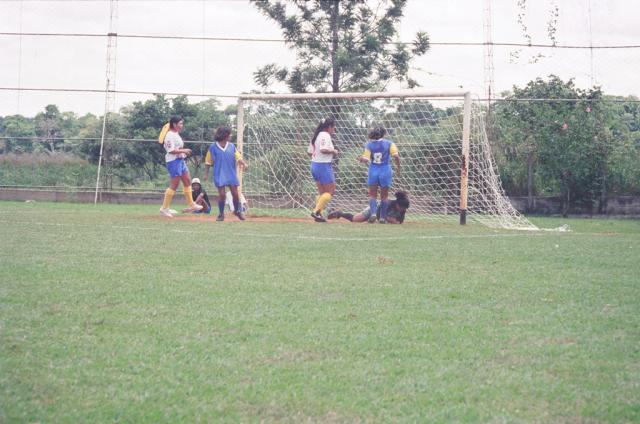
[{"xmin": 236, "ymin": 91, "xmax": 537, "ymax": 230}]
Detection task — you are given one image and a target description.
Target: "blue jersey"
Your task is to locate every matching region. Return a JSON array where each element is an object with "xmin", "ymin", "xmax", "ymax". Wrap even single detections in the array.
[
  {"xmin": 363, "ymin": 139, "xmax": 398, "ymax": 168},
  {"xmin": 207, "ymin": 142, "xmax": 241, "ymax": 187}
]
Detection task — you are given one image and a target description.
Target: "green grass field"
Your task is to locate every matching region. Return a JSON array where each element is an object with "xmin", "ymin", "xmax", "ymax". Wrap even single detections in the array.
[{"xmin": 1, "ymin": 201, "xmax": 639, "ymax": 422}]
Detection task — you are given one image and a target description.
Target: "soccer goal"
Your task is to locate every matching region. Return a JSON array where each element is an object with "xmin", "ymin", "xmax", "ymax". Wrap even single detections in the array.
[{"xmin": 237, "ymin": 91, "xmax": 536, "ymax": 230}]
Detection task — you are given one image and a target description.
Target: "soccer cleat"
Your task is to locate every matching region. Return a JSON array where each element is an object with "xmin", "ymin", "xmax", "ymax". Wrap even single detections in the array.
[
  {"xmin": 310, "ymin": 211, "xmax": 326, "ymax": 222},
  {"xmin": 234, "ymin": 210, "xmax": 246, "ymax": 221},
  {"xmin": 378, "ymin": 219, "xmax": 387, "ymax": 224},
  {"xmin": 159, "ymin": 207, "xmax": 174, "ymax": 218},
  {"xmin": 368, "ymin": 215, "xmax": 377, "ymax": 223},
  {"xmin": 216, "ymin": 214, "xmax": 225, "ymax": 221},
  {"xmin": 327, "ymin": 210, "xmax": 342, "ymax": 220},
  {"xmin": 168, "ymin": 209, "xmax": 178, "ymax": 215}
]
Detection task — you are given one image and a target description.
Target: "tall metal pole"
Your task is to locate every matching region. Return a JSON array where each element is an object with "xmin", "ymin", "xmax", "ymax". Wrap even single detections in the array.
[
  {"xmin": 483, "ymin": 0, "xmax": 495, "ymax": 140},
  {"xmin": 236, "ymin": 98, "xmax": 245, "ymax": 189},
  {"xmin": 95, "ymin": 0, "xmax": 118, "ymax": 204},
  {"xmin": 460, "ymin": 92, "xmax": 472, "ymax": 225}
]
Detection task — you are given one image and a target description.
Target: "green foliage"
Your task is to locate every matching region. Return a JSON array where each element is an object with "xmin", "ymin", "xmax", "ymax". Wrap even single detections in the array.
[
  {"xmin": 0, "ymin": 154, "xmax": 96, "ymax": 187},
  {"xmin": 251, "ymin": 0, "xmax": 429, "ymax": 92},
  {"xmin": 493, "ymin": 75, "xmax": 640, "ymax": 214}
]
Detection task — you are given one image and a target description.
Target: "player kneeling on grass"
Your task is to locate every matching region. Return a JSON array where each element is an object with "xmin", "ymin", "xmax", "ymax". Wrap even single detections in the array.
[
  {"xmin": 204, "ymin": 126, "xmax": 248, "ymax": 221},
  {"xmin": 357, "ymin": 124, "xmax": 401, "ymax": 223},
  {"xmin": 159, "ymin": 115, "xmax": 203, "ymax": 218},
  {"xmin": 328, "ymin": 191, "xmax": 410, "ymax": 224},
  {"xmin": 182, "ymin": 177, "xmax": 211, "ymax": 214}
]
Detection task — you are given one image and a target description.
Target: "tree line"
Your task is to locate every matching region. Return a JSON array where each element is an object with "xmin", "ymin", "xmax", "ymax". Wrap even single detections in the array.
[{"xmin": 1, "ymin": 75, "xmax": 639, "ymax": 215}]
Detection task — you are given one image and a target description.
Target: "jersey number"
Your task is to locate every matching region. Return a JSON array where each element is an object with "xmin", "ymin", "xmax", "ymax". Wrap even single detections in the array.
[{"xmin": 372, "ymin": 152, "xmax": 383, "ymax": 164}]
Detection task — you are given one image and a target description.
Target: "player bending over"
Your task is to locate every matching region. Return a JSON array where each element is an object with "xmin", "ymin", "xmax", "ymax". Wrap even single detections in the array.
[{"xmin": 328, "ymin": 191, "xmax": 410, "ymax": 224}]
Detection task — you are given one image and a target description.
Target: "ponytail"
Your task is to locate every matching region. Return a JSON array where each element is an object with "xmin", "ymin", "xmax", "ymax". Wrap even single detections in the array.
[{"xmin": 158, "ymin": 122, "xmax": 170, "ymax": 144}]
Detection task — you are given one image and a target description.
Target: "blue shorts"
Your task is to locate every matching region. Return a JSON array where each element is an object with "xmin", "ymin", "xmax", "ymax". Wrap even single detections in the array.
[
  {"xmin": 214, "ymin": 176, "xmax": 239, "ymax": 188},
  {"xmin": 311, "ymin": 162, "xmax": 335, "ymax": 185},
  {"xmin": 166, "ymin": 159, "xmax": 188, "ymax": 178},
  {"xmin": 368, "ymin": 166, "xmax": 393, "ymax": 188}
]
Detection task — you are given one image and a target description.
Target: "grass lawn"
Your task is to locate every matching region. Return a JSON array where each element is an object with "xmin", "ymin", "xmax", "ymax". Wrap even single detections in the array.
[{"xmin": 1, "ymin": 201, "xmax": 639, "ymax": 422}]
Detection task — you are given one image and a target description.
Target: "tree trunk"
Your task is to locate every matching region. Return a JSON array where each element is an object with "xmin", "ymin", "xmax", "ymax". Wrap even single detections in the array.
[
  {"xmin": 599, "ymin": 167, "xmax": 608, "ymax": 214},
  {"xmin": 330, "ymin": 1, "xmax": 340, "ymax": 92},
  {"xmin": 527, "ymin": 149, "xmax": 534, "ymax": 212},
  {"xmin": 562, "ymin": 186, "xmax": 570, "ymax": 218}
]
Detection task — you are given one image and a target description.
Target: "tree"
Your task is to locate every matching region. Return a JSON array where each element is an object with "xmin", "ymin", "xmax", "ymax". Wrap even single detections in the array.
[
  {"xmin": 494, "ymin": 75, "xmax": 638, "ymax": 215},
  {"xmin": 1, "ymin": 115, "xmax": 36, "ymax": 153},
  {"xmin": 251, "ymin": 0, "xmax": 429, "ymax": 93}
]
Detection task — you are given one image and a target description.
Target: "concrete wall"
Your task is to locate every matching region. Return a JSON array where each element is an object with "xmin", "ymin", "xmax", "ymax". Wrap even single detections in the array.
[{"xmin": 2, "ymin": 188, "xmax": 640, "ymax": 217}]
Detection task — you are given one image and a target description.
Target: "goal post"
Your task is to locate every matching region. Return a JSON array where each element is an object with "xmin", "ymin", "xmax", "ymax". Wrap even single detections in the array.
[{"xmin": 236, "ymin": 91, "xmax": 536, "ymax": 230}]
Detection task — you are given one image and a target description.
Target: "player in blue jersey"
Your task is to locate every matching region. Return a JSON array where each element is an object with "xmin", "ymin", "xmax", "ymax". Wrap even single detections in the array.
[
  {"xmin": 204, "ymin": 126, "xmax": 248, "ymax": 221},
  {"xmin": 357, "ymin": 125, "xmax": 401, "ymax": 223}
]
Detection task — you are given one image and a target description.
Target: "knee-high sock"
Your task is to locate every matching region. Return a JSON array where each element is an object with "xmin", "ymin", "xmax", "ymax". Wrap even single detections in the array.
[
  {"xmin": 380, "ymin": 200, "xmax": 389, "ymax": 220},
  {"xmin": 162, "ymin": 188, "xmax": 175, "ymax": 209},
  {"xmin": 183, "ymin": 186, "xmax": 193, "ymax": 206},
  {"xmin": 369, "ymin": 198, "xmax": 378, "ymax": 216},
  {"xmin": 233, "ymin": 198, "xmax": 240, "ymax": 212},
  {"xmin": 218, "ymin": 200, "xmax": 225, "ymax": 216},
  {"xmin": 315, "ymin": 193, "xmax": 332, "ymax": 213}
]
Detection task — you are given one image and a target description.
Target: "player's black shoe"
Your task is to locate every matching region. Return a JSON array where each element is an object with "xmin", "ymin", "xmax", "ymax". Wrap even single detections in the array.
[
  {"xmin": 234, "ymin": 210, "xmax": 246, "ymax": 221},
  {"xmin": 310, "ymin": 211, "xmax": 326, "ymax": 222},
  {"xmin": 216, "ymin": 214, "xmax": 225, "ymax": 222}
]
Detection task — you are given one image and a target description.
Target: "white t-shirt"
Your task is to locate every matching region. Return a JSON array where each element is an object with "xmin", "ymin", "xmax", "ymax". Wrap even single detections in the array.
[
  {"xmin": 164, "ymin": 131, "xmax": 185, "ymax": 162},
  {"xmin": 308, "ymin": 131, "xmax": 334, "ymax": 163}
]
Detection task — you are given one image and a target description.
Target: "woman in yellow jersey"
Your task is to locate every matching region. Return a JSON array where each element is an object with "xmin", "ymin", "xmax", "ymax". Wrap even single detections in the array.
[
  {"xmin": 307, "ymin": 117, "xmax": 338, "ymax": 222},
  {"xmin": 159, "ymin": 116, "xmax": 203, "ymax": 218}
]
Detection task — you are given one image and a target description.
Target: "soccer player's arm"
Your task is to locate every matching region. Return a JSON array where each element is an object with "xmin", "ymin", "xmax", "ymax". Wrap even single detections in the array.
[
  {"xmin": 358, "ymin": 147, "xmax": 371, "ymax": 163},
  {"xmin": 318, "ymin": 134, "xmax": 337, "ymax": 155},
  {"xmin": 203, "ymin": 150, "xmax": 213, "ymax": 180},
  {"xmin": 165, "ymin": 135, "xmax": 189, "ymax": 157},
  {"xmin": 390, "ymin": 143, "xmax": 400, "ymax": 175},
  {"xmin": 235, "ymin": 150, "xmax": 248, "ymax": 169}
]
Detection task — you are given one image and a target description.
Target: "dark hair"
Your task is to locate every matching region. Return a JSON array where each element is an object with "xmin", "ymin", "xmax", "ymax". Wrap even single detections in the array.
[
  {"xmin": 214, "ymin": 125, "xmax": 232, "ymax": 142},
  {"xmin": 169, "ymin": 115, "xmax": 183, "ymax": 130},
  {"xmin": 310, "ymin": 117, "xmax": 336, "ymax": 145},
  {"xmin": 395, "ymin": 191, "xmax": 410, "ymax": 209},
  {"xmin": 368, "ymin": 125, "xmax": 386, "ymax": 140}
]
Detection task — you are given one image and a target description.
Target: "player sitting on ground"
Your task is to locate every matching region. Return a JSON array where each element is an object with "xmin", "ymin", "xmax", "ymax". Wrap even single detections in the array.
[
  {"xmin": 328, "ymin": 191, "xmax": 410, "ymax": 224},
  {"xmin": 182, "ymin": 177, "xmax": 211, "ymax": 214}
]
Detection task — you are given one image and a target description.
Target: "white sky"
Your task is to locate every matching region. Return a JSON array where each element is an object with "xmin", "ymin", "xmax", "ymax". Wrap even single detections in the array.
[{"xmin": 1, "ymin": 0, "xmax": 639, "ymax": 117}]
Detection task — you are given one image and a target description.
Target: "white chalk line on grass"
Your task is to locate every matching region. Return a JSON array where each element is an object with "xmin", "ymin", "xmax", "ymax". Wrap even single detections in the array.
[{"xmin": 0, "ymin": 219, "xmax": 578, "ymax": 242}]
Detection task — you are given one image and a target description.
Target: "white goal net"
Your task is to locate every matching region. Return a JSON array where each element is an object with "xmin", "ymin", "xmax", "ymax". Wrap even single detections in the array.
[{"xmin": 237, "ymin": 91, "xmax": 536, "ymax": 230}]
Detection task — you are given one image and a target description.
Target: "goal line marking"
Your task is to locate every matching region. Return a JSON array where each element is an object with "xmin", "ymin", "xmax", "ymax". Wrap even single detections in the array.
[{"xmin": 0, "ymin": 219, "xmax": 571, "ymax": 242}]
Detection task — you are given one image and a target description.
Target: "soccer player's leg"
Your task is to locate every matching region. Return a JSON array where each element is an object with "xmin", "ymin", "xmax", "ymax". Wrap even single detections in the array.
[
  {"xmin": 216, "ymin": 185, "xmax": 226, "ymax": 221},
  {"xmin": 367, "ymin": 186, "xmax": 379, "ymax": 223},
  {"xmin": 160, "ymin": 161, "xmax": 182, "ymax": 217},
  {"xmin": 181, "ymin": 166, "xmax": 203, "ymax": 213},
  {"xmin": 229, "ymin": 186, "xmax": 245, "ymax": 220},
  {"xmin": 378, "ymin": 167, "xmax": 393, "ymax": 223}
]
